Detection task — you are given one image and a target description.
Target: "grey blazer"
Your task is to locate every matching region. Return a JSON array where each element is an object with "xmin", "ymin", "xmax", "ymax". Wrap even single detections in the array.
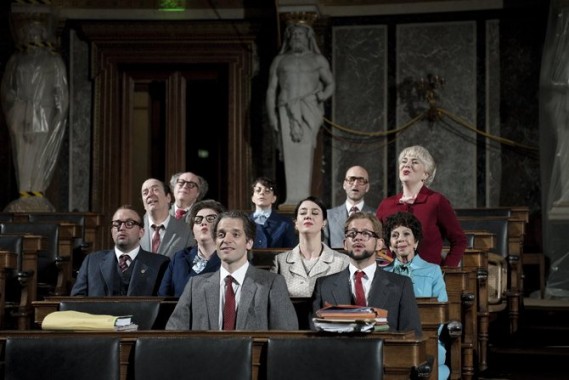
[
  {"xmin": 70, "ymin": 249, "xmax": 170, "ymax": 296},
  {"xmin": 324, "ymin": 203, "xmax": 376, "ymax": 249},
  {"xmin": 141, "ymin": 214, "xmax": 192, "ymax": 258},
  {"xmin": 271, "ymin": 243, "xmax": 349, "ymax": 297},
  {"xmin": 166, "ymin": 265, "xmax": 298, "ymax": 331},
  {"xmin": 311, "ymin": 267, "xmax": 422, "ymax": 336}
]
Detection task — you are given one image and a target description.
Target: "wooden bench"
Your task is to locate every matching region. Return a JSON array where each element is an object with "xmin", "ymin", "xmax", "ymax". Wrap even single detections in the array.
[
  {"xmin": 457, "ymin": 217, "xmax": 521, "ymax": 335},
  {"xmin": 0, "ymin": 330, "xmax": 431, "ymax": 380},
  {"xmin": 0, "ymin": 235, "xmax": 42, "ymax": 330},
  {"xmin": 12, "ymin": 212, "xmax": 104, "ymax": 251},
  {"xmin": 33, "ymin": 296, "xmax": 448, "ymax": 379},
  {"xmin": 1, "ymin": 222, "xmax": 75, "ymax": 296},
  {"xmin": 443, "ymin": 267, "xmax": 475, "ymax": 380}
]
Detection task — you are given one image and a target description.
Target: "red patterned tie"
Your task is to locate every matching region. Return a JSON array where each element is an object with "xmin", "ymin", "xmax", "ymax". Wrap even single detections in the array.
[
  {"xmin": 354, "ymin": 271, "xmax": 366, "ymax": 306},
  {"xmin": 349, "ymin": 206, "xmax": 359, "ymax": 216},
  {"xmin": 223, "ymin": 275, "xmax": 236, "ymax": 330},
  {"xmin": 175, "ymin": 209, "xmax": 187, "ymax": 220},
  {"xmin": 118, "ymin": 254, "xmax": 131, "ymax": 272},
  {"xmin": 151, "ymin": 225, "xmax": 162, "ymax": 253}
]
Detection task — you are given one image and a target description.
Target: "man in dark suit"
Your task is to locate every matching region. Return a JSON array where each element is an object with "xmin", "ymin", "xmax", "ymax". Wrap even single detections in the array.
[
  {"xmin": 71, "ymin": 205, "xmax": 170, "ymax": 296},
  {"xmin": 324, "ymin": 166, "xmax": 376, "ymax": 249},
  {"xmin": 166, "ymin": 210, "xmax": 298, "ymax": 330},
  {"xmin": 250, "ymin": 177, "xmax": 297, "ymax": 249},
  {"xmin": 312, "ymin": 212, "xmax": 422, "ymax": 336},
  {"xmin": 140, "ymin": 178, "xmax": 192, "ymax": 258}
]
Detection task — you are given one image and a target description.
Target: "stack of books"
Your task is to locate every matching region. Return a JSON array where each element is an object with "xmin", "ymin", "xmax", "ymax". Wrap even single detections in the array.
[
  {"xmin": 313, "ymin": 305, "xmax": 389, "ymax": 333},
  {"xmin": 42, "ymin": 310, "xmax": 138, "ymax": 331}
]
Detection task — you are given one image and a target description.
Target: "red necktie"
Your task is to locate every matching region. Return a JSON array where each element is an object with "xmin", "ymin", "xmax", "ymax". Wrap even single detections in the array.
[
  {"xmin": 175, "ymin": 209, "xmax": 187, "ymax": 220},
  {"xmin": 223, "ymin": 275, "xmax": 236, "ymax": 330},
  {"xmin": 354, "ymin": 271, "xmax": 366, "ymax": 306},
  {"xmin": 151, "ymin": 225, "xmax": 162, "ymax": 253},
  {"xmin": 349, "ymin": 206, "xmax": 359, "ymax": 215},
  {"xmin": 118, "ymin": 254, "xmax": 131, "ymax": 272}
]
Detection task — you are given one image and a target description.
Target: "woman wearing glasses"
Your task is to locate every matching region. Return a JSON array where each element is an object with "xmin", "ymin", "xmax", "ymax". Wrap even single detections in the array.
[
  {"xmin": 271, "ymin": 196, "xmax": 349, "ymax": 297},
  {"xmin": 158, "ymin": 199, "xmax": 225, "ymax": 297},
  {"xmin": 376, "ymin": 145, "xmax": 466, "ymax": 267}
]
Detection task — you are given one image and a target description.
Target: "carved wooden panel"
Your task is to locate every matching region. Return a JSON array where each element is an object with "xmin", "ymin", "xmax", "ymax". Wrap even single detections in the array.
[{"xmin": 80, "ymin": 21, "xmax": 254, "ymax": 246}]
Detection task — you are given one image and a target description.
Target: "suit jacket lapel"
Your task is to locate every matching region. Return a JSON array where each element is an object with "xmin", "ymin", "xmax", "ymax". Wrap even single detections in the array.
[
  {"xmin": 308, "ymin": 249, "xmax": 336, "ymax": 277},
  {"xmin": 332, "ymin": 207, "xmax": 347, "ymax": 228},
  {"xmin": 99, "ymin": 251, "xmax": 116, "ymax": 294},
  {"xmin": 236, "ymin": 269, "xmax": 257, "ymax": 329},
  {"xmin": 286, "ymin": 249, "xmax": 309, "ymax": 278},
  {"xmin": 367, "ymin": 269, "xmax": 390, "ymax": 308},
  {"xmin": 160, "ymin": 226, "xmax": 175, "ymax": 254},
  {"xmin": 140, "ymin": 215, "xmax": 151, "ymax": 251},
  {"xmin": 127, "ymin": 255, "xmax": 151, "ymax": 295},
  {"xmin": 330, "ymin": 269, "xmax": 352, "ymax": 305},
  {"xmin": 204, "ymin": 272, "xmax": 220, "ymax": 329}
]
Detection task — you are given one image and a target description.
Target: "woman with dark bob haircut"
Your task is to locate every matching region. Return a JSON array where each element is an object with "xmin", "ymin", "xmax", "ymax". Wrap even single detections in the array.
[
  {"xmin": 383, "ymin": 211, "xmax": 449, "ymax": 380},
  {"xmin": 271, "ymin": 196, "xmax": 349, "ymax": 297}
]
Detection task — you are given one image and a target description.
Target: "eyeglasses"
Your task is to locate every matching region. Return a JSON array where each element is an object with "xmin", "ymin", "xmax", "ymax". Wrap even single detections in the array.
[
  {"xmin": 345, "ymin": 176, "xmax": 369, "ymax": 185},
  {"xmin": 176, "ymin": 179, "xmax": 199, "ymax": 189},
  {"xmin": 111, "ymin": 219, "xmax": 142, "ymax": 230},
  {"xmin": 345, "ymin": 229, "xmax": 379, "ymax": 241},
  {"xmin": 253, "ymin": 187, "xmax": 274, "ymax": 195},
  {"xmin": 194, "ymin": 214, "xmax": 218, "ymax": 224}
]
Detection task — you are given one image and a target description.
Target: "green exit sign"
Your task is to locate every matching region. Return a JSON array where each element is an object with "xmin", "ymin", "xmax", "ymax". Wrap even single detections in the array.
[{"xmin": 159, "ymin": 0, "xmax": 185, "ymax": 11}]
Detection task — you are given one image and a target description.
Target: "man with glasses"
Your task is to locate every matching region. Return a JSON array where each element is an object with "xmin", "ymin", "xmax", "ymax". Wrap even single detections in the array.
[
  {"xmin": 324, "ymin": 166, "xmax": 376, "ymax": 249},
  {"xmin": 141, "ymin": 178, "xmax": 192, "ymax": 258},
  {"xmin": 312, "ymin": 212, "xmax": 422, "ymax": 336},
  {"xmin": 249, "ymin": 177, "xmax": 297, "ymax": 249},
  {"xmin": 169, "ymin": 172, "xmax": 209, "ymax": 224},
  {"xmin": 71, "ymin": 205, "xmax": 170, "ymax": 296}
]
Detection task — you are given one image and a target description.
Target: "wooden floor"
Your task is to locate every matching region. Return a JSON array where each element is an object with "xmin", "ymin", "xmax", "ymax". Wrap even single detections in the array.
[{"xmin": 480, "ymin": 298, "xmax": 569, "ymax": 380}]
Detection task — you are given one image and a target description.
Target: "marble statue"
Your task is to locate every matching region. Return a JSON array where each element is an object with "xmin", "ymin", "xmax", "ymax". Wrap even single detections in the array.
[
  {"xmin": 267, "ymin": 22, "xmax": 335, "ymax": 207},
  {"xmin": 1, "ymin": 17, "xmax": 69, "ymax": 211}
]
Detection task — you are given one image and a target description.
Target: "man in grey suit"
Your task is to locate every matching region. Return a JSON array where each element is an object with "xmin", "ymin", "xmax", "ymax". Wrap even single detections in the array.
[
  {"xmin": 140, "ymin": 178, "xmax": 192, "ymax": 258},
  {"xmin": 312, "ymin": 212, "xmax": 422, "ymax": 336},
  {"xmin": 168, "ymin": 171, "xmax": 208, "ymax": 224},
  {"xmin": 71, "ymin": 205, "xmax": 169, "ymax": 296},
  {"xmin": 166, "ymin": 210, "xmax": 298, "ymax": 330},
  {"xmin": 324, "ymin": 165, "xmax": 376, "ymax": 249}
]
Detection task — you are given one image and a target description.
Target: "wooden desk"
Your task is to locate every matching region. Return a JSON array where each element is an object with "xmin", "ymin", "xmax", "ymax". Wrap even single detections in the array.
[
  {"xmin": 0, "ymin": 250, "xmax": 17, "ymax": 328},
  {"xmin": 32, "ymin": 296, "xmax": 178, "ymax": 329},
  {"xmin": 444, "ymin": 267, "xmax": 475, "ymax": 380},
  {"xmin": 417, "ymin": 298, "xmax": 449, "ymax": 380},
  {"xmin": 0, "ymin": 330, "xmax": 430, "ymax": 380},
  {"xmin": 462, "ymin": 248, "xmax": 489, "ymax": 372}
]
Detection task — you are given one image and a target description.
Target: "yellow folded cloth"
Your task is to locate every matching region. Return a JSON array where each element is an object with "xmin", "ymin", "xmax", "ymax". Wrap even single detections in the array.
[{"xmin": 42, "ymin": 310, "xmax": 133, "ymax": 331}]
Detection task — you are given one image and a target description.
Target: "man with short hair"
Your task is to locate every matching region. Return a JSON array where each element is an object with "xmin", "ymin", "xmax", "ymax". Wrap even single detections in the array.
[
  {"xmin": 324, "ymin": 166, "xmax": 376, "ymax": 249},
  {"xmin": 312, "ymin": 212, "xmax": 422, "ymax": 336},
  {"xmin": 140, "ymin": 178, "xmax": 192, "ymax": 258},
  {"xmin": 166, "ymin": 210, "xmax": 298, "ymax": 330},
  {"xmin": 169, "ymin": 172, "xmax": 208, "ymax": 223},
  {"xmin": 71, "ymin": 205, "xmax": 169, "ymax": 296}
]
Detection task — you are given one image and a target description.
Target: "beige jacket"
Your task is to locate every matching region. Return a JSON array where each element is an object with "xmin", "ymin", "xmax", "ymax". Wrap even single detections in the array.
[{"xmin": 271, "ymin": 243, "xmax": 349, "ymax": 297}]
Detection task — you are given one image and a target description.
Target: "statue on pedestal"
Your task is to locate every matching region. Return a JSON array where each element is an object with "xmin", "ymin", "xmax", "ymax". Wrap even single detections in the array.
[
  {"xmin": 266, "ymin": 16, "xmax": 335, "ymax": 208},
  {"xmin": 1, "ymin": 12, "xmax": 69, "ymax": 212}
]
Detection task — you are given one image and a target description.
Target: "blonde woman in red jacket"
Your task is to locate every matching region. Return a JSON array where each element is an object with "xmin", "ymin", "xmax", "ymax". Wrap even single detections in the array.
[{"xmin": 376, "ymin": 145, "xmax": 466, "ymax": 267}]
